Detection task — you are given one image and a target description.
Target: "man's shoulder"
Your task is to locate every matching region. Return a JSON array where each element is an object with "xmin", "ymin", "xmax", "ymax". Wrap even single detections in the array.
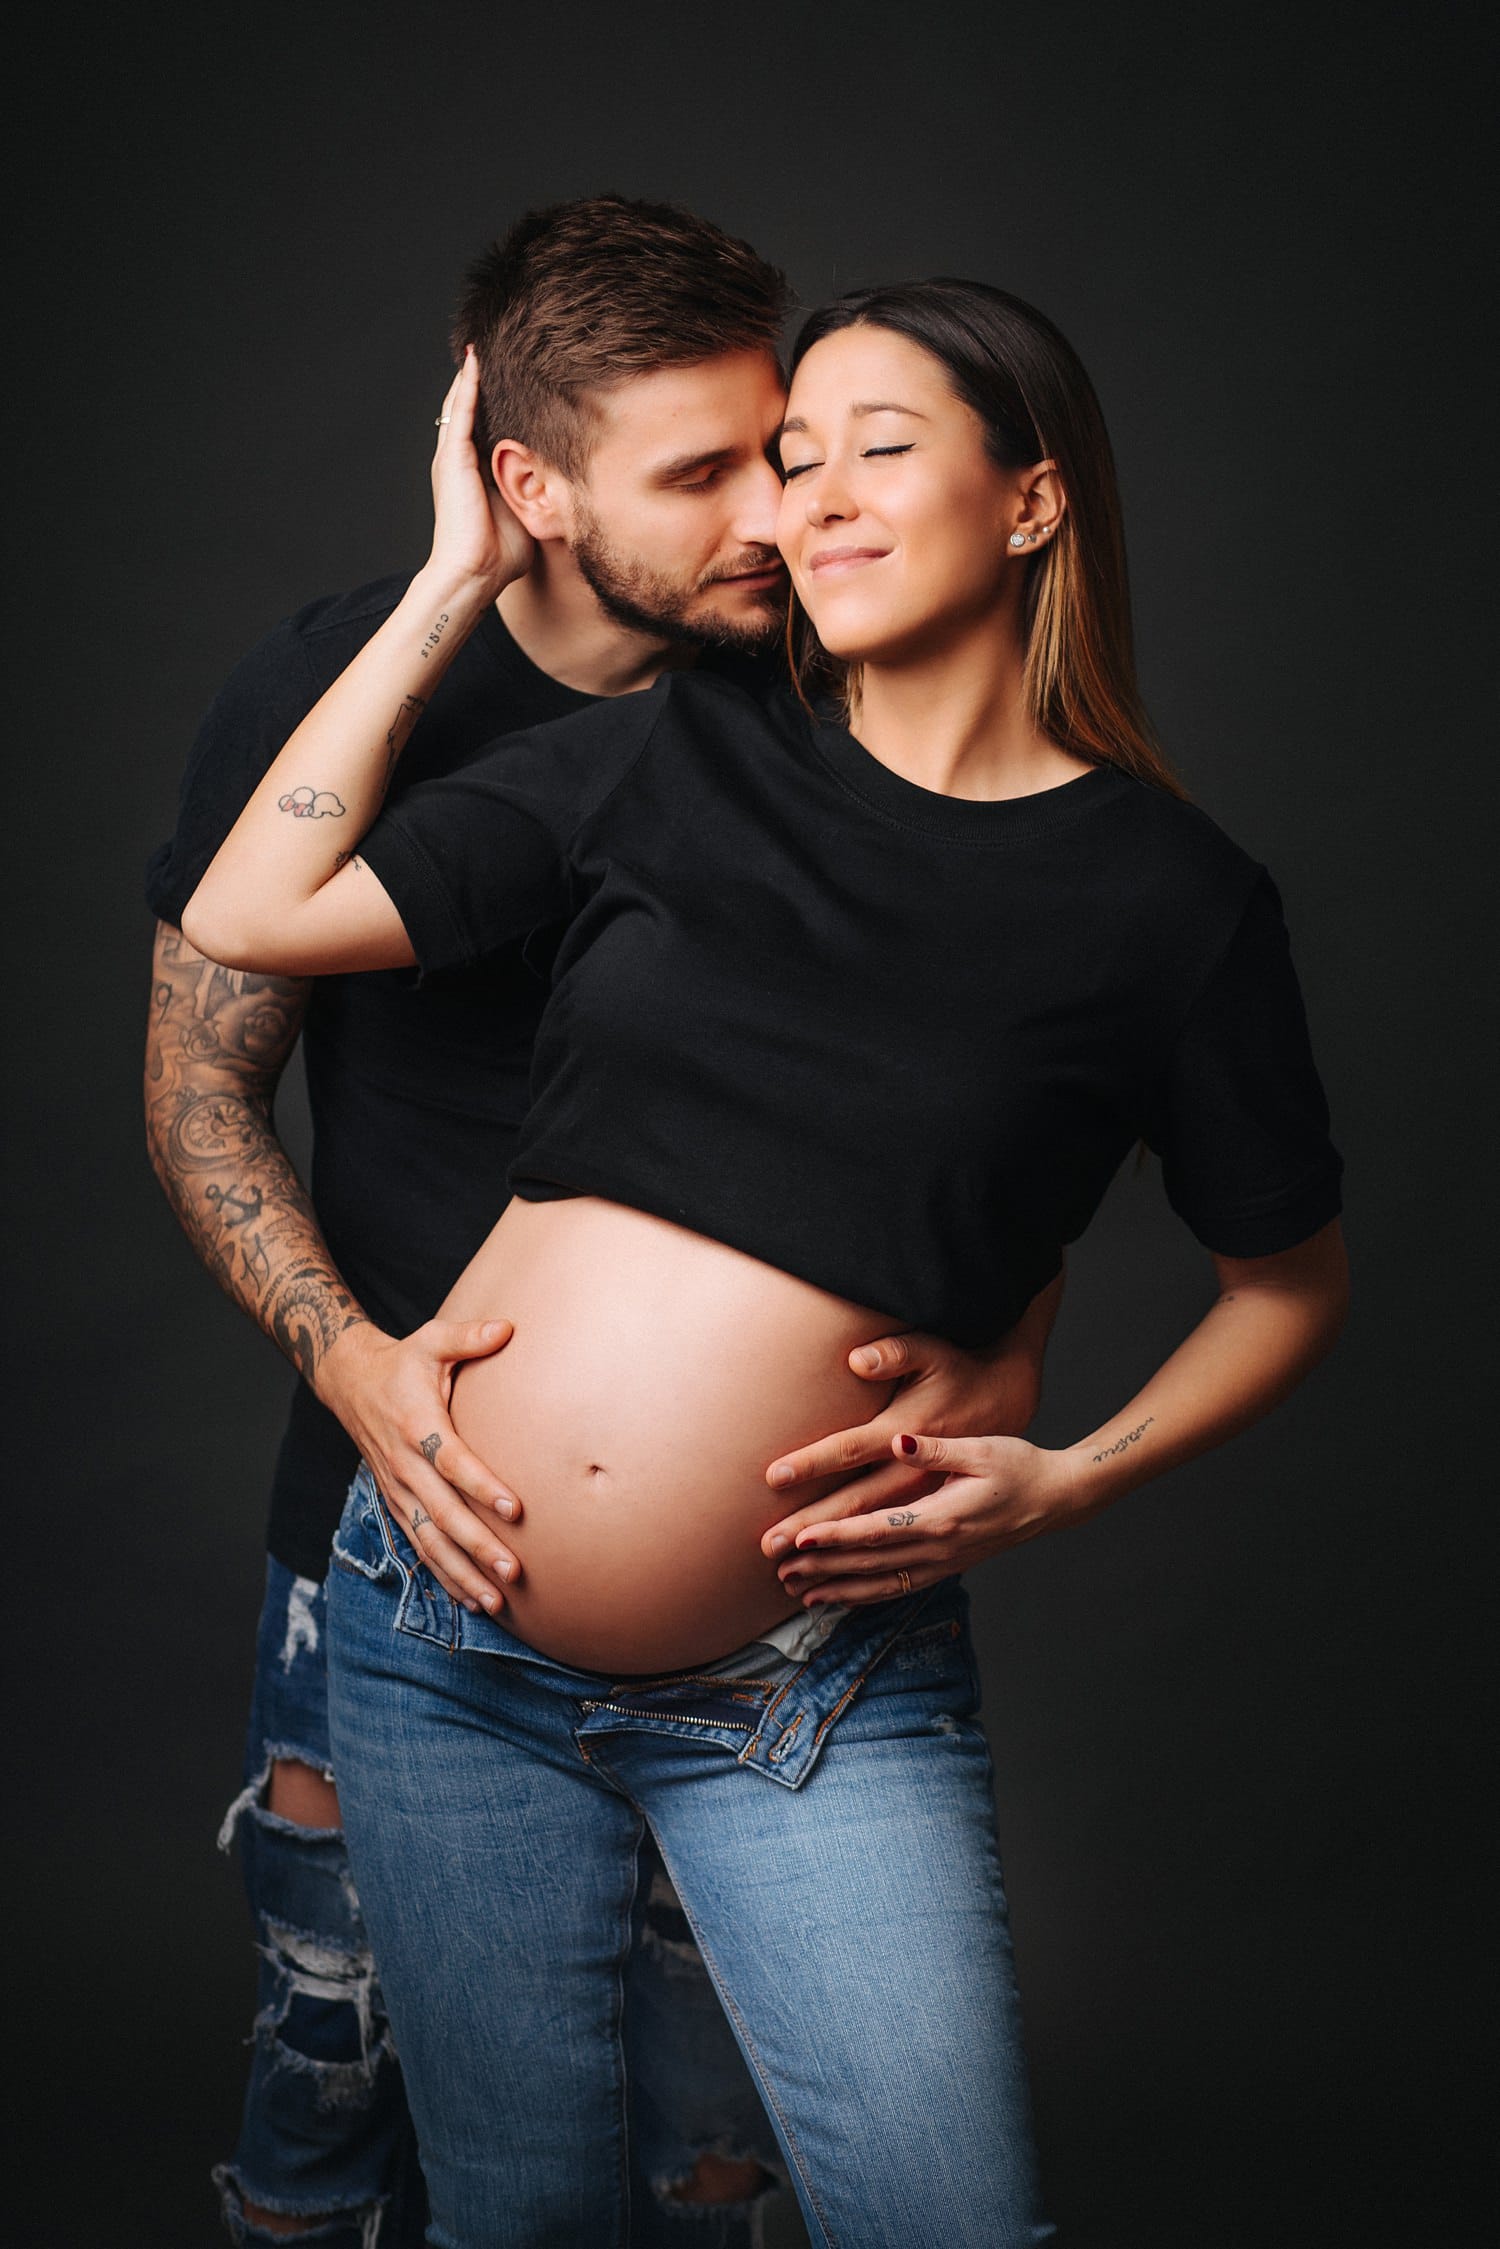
[{"xmin": 275, "ymin": 573, "xmax": 414, "ymax": 684}]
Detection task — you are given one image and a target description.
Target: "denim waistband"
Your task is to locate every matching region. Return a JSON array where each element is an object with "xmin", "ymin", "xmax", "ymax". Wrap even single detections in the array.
[{"xmin": 345, "ymin": 1463, "xmax": 964, "ymax": 1793}]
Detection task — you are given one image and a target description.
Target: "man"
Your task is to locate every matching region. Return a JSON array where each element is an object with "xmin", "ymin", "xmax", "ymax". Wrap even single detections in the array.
[{"xmin": 146, "ymin": 195, "xmax": 1052, "ymax": 2246}]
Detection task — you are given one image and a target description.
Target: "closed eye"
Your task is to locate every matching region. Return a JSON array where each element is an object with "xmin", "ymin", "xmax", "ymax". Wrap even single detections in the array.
[{"xmin": 780, "ymin": 444, "xmax": 914, "ymax": 482}]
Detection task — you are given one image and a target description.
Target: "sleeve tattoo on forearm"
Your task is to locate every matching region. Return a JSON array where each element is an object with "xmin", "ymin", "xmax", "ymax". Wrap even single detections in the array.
[{"xmin": 145, "ymin": 922, "xmax": 369, "ymax": 1383}]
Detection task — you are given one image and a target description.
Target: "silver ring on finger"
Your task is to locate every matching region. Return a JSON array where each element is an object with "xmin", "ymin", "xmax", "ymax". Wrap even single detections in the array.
[
  {"xmin": 434, "ymin": 414, "xmax": 451, "ymax": 427},
  {"xmin": 897, "ymin": 1568, "xmax": 912, "ymax": 1596}
]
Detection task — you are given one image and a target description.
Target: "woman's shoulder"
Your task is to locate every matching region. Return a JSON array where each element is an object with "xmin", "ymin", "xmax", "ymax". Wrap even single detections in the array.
[{"xmin": 1098, "ymin": 770, "xmax": 1277, "ymax": 942}]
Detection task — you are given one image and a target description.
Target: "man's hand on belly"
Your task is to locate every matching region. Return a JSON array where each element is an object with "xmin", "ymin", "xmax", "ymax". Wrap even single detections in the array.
[
  {"xmin": 758, "ymin": 1275, "xmax": 1064, "ymax": 1575},
  {"xmin": 319, "ymin": 1316, "xmax": 523, "ymax": 1615}
]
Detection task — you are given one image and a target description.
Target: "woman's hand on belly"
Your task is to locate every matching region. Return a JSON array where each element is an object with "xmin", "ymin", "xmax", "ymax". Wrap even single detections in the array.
[
  {"xmin": 759, "ymin": 1284, "xmax": 1062, "ymax": 1566},
  {"xmin": 773, "ymin": 1429, "xmax": 1085, "ymax": 1606}
]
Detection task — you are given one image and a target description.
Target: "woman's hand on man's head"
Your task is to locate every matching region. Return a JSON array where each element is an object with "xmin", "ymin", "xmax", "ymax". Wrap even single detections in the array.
[{"xmin": 425, "ymin": 347, "xmax": 535, "ymax": 601}]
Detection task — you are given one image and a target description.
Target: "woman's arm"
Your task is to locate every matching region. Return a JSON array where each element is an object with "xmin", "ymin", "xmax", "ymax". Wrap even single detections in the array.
[
  {"xmin": 774, "ymin": 1220, "xmax": 1349, "ymax": 1604},
  {"xmin": 182, "ymin": 352, "xmax": 531, "ymax": 975}
]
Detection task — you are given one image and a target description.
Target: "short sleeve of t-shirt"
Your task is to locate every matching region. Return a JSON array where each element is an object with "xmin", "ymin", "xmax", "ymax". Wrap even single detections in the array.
[
  {"xmin": 146, "ymin": 620, "xmax": 323, "ymax": 927},
  {"xmin": 356, "ymin": 683, "xmax": 666, "ymax": 974},
  {"xmin": 1145, "ymin": 869, "xmax": 1343, "ymax": 1256}
]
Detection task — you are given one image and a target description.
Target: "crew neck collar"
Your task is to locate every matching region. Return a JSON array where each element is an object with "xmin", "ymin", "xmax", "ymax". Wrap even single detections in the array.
[
  {"xmin": 474, "ymin": 602, "xmax": 599, "ymax": 711},
  {"xmin": 807, "ymin": 712, "xmax": 1132, "ymax": 844}
]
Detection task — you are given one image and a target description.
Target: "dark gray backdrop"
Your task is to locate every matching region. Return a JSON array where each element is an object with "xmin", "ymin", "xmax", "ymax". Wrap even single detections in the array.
[{"xmin": 10, "ymin": 5, "xmax": 1491, "ymax": 2244}]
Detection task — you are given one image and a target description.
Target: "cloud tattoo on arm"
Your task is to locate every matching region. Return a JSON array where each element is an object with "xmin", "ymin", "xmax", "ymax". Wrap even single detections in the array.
[{"xmin": 277, "ymin": 787, "xmax": 347, "ymax": 819}]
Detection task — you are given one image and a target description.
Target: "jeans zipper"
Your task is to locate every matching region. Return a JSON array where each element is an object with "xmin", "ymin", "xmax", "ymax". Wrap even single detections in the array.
[{"xmin": 578, "ymin": 1699, "xmax": 756, "ymax": 1730}]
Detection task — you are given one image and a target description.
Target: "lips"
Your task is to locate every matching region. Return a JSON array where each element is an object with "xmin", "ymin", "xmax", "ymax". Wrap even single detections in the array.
[
  {"xmin": 807, "ymin": 546, "xmax": 890, "ymax": 576},
  {"xmin": 718, "ymin": 561, "xmax": 787, "ymax": 586}
]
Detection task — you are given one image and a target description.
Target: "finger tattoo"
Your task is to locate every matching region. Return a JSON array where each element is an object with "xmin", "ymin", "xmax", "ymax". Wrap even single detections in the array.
[
  {"xmin": 887, "ymin": 1509, "xmax": 919, "ymax": 1528},
  {"xmin": 411, "ymin": 1506, "xmax": 430, "ymax": 1530},
  {"xmin": 419, "ymin": 1433, "xmax": 443, "ymax": 1466}
]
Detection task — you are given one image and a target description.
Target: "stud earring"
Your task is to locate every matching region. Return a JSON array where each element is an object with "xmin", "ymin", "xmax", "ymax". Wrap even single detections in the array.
[{"xmin": 1008, "ymin": 533, "xmax": 1027, "ymax": 549}]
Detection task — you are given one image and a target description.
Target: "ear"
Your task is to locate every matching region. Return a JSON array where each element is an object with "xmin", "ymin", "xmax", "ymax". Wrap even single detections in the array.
[
  {"xmin": 492, "ymin": 440, "xmax": 576, "ymax": 543},
  {"xmin": 1007, "ymin": 458, "xmax": 1067, "ymax": 551}
]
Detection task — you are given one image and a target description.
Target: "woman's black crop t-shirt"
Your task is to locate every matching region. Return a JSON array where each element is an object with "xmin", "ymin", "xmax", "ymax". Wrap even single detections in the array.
[{"xmin": 358, "ymin": 670, "xmax": 1342, "ymax": 1345}]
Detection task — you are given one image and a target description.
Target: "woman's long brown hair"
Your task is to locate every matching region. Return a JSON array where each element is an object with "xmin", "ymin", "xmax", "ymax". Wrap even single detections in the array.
[{"xmin": 786, "ymin": 279, "xmax": 1185, "ymax": 799}]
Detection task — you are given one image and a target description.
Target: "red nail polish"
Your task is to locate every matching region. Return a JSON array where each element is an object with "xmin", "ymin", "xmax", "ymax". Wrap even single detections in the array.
[{"xmin": 899, "ymin": 1434, "xmax": 920, "ymax": 1457}]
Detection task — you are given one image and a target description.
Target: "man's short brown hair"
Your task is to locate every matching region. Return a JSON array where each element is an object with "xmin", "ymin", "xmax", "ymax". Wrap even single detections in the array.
[{"xmin": 452, "ymin": 195, "xmax": 790, "ymax": 481}]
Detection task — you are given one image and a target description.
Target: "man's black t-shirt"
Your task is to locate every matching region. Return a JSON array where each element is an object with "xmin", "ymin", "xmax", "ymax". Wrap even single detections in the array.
[
  {"xmin": 359, "ymin": 669, "xmax": 1343, "ymax": 1347},
  {"xmin": 147, "ymin": 578, "xmax": 602, "ymax": 1579}
]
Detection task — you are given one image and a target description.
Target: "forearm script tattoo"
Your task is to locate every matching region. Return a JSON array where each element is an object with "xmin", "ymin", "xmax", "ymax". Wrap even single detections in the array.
[
  {"xmin": 1091, "ymin": 1416, "xmax": 1155, "ymax": 1464},
  {"xmin": 144, "ymin": 921, "xmax": 369, "ymax": 1386}
]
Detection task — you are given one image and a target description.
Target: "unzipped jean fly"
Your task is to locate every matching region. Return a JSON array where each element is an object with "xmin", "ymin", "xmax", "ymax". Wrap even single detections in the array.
[{"xmin": 327, "ymin": 1465, "xmax": 1056, "ymax": 2249}]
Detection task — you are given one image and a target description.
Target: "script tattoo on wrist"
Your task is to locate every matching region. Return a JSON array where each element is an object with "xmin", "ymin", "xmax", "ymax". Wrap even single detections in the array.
[
  {"xmin": 1091, "ymin": 1416, "xmax": 1155, "ymax": 1464},
  {"xmin": 419, "ymin": 615, "xmax": 450, "ymax": 661},
  {"xmin": 419, "ymin": 1433, "xmax": 443, "ymax": 1467}
]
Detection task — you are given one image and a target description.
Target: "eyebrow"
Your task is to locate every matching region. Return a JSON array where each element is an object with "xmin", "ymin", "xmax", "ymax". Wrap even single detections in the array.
[
  {"xmin": 650, "ymin": 445, "xmax": 738, "ymax": 482},
  {"xmin": 778, "ymin": 401, "xmax": 930, "ymax": 437}
]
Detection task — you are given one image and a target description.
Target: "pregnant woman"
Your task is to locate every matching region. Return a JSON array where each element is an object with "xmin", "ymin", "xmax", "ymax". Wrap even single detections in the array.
[{"xmin": 185, "ymin": 281, "xmax": 1347, "ymax": 2247}]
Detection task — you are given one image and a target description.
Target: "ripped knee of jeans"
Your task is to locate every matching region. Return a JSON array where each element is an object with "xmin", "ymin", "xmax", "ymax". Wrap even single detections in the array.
[
  {"xmin": 656, "ymin": 2145, "xmax": 780, "ymax": 2210},
  {"xmin": 219, "ymin": 1750, "xmax": 340, "ymax": 1853},
  {"xmin": 214, "ymin": 2164, "xmax": 387, "ymax": 2247},
  {"xmin": 252, "ymin": 1919, "xmax": 396, "ymax": 2110}
]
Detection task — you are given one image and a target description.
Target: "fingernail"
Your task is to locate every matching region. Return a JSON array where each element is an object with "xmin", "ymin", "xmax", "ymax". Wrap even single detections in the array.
[
  {"xmin": 481, "ymin": 1593, "xmax": 499, "ymax": 1614},
  {"xmin": 493, "ymin": 1557, "xmax": 514, "ymax": 1582},
  {"xmin": 766, "ymin": 1533, "xmax": 788, "ymax": 1555},
  {"xmin": 852, "ymin": 1347, "xmax": 880, "ymax": 1372},
  {"xmin": 795, "ymin": 1532, "xmax": 821, "ymax": 1550},
  {"xmin": 494, "ymin": 1496, "xmax": 516, "ymax": 1519},
  {"xmin": 463, "ymin": 1598, "xmax": 480, "ymax": 1615},
  {"xmin": 768, "ymin": 1464, "xmax": 793, "ymax": 1488},
  {"xmin": 898, "ymin": 1433, "xmax": 920, "ymax": 1457}
]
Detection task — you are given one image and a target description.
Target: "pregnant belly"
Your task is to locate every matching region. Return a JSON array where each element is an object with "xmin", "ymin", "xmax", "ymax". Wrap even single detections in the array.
[{"xmin": 436, "ymin": 1197, "xmax": 897, "ymax": 1673}]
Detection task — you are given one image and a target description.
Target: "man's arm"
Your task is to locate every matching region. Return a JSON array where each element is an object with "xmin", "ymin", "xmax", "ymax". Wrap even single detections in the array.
[
  {"xmin": 144, "ymin": 919, "xmax": 361, "ymax": 1366},
  {"xmin": 143, "ymin": 919, "xmax": 520, "ymax": 1609}
]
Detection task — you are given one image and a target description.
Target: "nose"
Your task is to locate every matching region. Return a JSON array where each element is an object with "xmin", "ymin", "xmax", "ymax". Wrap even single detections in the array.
[
  {"xmin": 803, "ymin": 464, "xmax": 852, "ymax": 529},
  {"xmin": 732, "ymin": 456, "xmax": 786, "ymax": 551}
]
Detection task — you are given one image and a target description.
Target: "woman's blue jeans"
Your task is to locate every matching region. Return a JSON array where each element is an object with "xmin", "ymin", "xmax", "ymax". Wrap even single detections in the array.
[{"xmin": 327, "ymin": 1468, "xmax": 1055, "ymax": 2249}]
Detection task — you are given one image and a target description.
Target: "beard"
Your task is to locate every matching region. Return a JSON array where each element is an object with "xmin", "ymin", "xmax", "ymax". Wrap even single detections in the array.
[{"xmin": 572, "ymin": 505, "xmax": 787, "ymax": 653}]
